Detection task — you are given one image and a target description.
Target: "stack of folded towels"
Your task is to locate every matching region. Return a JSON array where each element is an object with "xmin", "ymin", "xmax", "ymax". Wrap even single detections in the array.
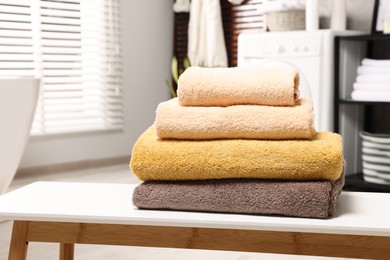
[
  {"xmin": 130, "ymin": 66, "xmax": 345, "ymax": 219},
  {"xmin": 351, "ymin": 58, "xmax": 390, "ymax": 102}
]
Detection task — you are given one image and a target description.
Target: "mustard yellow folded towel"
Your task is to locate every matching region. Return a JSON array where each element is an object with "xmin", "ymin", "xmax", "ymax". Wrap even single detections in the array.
[
  {"xmin": 130, "ymin": 125, "xmax": 343, "ymax": 181},
  {"xmin": 177, "ymin": 66, "xmax": 299, "ymax": 107},
  {"xmin": 156, "ymin": 97, "xmax": 316, "ymax": 140}
]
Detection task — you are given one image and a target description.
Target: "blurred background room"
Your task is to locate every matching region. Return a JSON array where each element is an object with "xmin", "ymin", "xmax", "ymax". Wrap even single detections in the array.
[{"xmin": 1, "ymin": 0, "xmax": 389, "ymax": 259}]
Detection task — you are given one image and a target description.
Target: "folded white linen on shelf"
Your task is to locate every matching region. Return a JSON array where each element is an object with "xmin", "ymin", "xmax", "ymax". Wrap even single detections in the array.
[
  {"xmin": 351, "ymin": 90, "xmax": 390, "ymax": 102},
  {"xmin": 362, "ymin": 58, "xmax": 390, "ymax": 67},
  {"xmin": 357, "ymin": 66, "xmax": 390, "ymax": 75},
  {"xmin": 356, "ymin": 74, "xmax": 390, "ymax": 84},
  {"xmin": 353, "ymin": 83, "xmax": 390, "ymax": 91}
]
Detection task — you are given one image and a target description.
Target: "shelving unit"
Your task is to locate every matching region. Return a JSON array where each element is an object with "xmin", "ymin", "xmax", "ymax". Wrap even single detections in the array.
[
  {"xmin": 344, "ymin": 173, "xmax": 390, "ymax": 192},
  {"xmin": 334, "ymin": 34, "xmax": 390, "ymax": 192}
]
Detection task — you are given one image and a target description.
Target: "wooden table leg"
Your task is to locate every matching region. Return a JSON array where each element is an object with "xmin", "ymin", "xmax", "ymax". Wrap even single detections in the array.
[
  {"xmin": 60, "ymin": 243, "xmax": 74, "ymax": 260},
  {"xmin": 8, "ymin": 221, "xmax": 29, "ymax": 260}
]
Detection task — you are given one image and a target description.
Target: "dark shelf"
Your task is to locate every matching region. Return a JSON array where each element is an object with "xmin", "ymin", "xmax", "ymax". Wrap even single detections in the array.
[
  {"xmin": 343, "ymin": 173, "xmax": 390, "ymax": 193},
  {"xmin": 339, "ymin": 98, "xmax": 390, "ymax": 105},
  {"xmin": 335, "ymin": 33, "xmax": 390, "ymax": 193},
  {"xmin": 337, "ymin": 34, "xmax": 390, "ymax": 41}
]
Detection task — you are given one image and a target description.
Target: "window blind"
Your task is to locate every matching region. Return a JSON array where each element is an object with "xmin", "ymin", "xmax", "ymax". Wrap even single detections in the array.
[
  {"xmin": 0, "ymin": 1, "xmax": 34, "ymax": 76},
  {"xmin": 0, "ymin": 0, "xmax": 123, "ymax": 135}
]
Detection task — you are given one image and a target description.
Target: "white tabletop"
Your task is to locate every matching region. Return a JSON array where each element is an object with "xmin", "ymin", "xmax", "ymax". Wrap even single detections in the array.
[{"xmin": 0, "ymin": 181, "xmax": 389, "ymax": 237}]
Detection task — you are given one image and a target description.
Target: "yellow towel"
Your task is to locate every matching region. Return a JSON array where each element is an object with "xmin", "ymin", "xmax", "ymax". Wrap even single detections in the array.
[
  {"xmin": 177, "ymin": 66, "xmax": 299, "ymax": 107},
  {"xmin": 130, "ymin": 125, "xmax": 344, "ymax": 181},
  {"xmin": 156, "ymin": 97, "xmax": 316, "ymax": 140}
]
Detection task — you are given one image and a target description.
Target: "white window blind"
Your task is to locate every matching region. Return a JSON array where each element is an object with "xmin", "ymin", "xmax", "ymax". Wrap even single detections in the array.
[{"xmin": 0, "ymin": 0, "xmax": 123, "ymax": 135}]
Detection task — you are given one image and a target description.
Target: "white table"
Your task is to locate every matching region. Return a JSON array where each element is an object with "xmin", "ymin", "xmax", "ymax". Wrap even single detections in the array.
[{"xmin": 1, "ymin": 182, "xmax": 390, "ymax": 260}]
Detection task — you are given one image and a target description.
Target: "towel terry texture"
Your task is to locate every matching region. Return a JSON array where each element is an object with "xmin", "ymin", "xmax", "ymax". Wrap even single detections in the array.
[
  {"xmin": 177, "ymin": 66, "xmax": 300, "ymax": 107},
  {"xmin": 130, "ymin": 125, "xmax": 343, "ymax": 181},
  {"xmin": 132, "ymin": 169, "xmax": 345, "ymax": 219},
  {"xmin": 155, "ymin": 97, "xmax": 316, "ymax": 140}
]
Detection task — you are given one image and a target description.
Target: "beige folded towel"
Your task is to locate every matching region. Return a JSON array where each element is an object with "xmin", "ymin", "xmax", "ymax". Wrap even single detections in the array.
[
  {"xmin": 156, "ymin": 97, "xmax": 315, "ymax": 140},
  {"xmin": 130, "ymin": 125, "xmax": 344, "ymax": 181},
  {"xmin": 177, "ymin": 66, "xmax": 299, "ymax": 106}
]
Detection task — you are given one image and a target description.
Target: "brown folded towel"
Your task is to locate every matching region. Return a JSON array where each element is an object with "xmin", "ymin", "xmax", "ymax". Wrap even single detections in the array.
[
  {"xmin": 155, "ymin": 97, "xmax": 315, "ymax": 140},
  {"xmin": 177, "ymin": 66, "xmax": 300, "ymax": 107},
  {"xmin": 133, "ymin": 169, "xmax": 345, "ymax": 219}
]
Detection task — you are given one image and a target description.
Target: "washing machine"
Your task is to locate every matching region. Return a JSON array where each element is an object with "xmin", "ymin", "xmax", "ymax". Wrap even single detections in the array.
[{"xmin": 238, "ymin": 30, "xmax": 361, "ymax": 132}]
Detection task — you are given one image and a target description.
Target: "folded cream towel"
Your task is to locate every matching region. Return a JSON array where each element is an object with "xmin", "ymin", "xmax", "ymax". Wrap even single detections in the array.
[
  {"xmin": 351, "ymin": 90, "xmax": 390, "ymax": 102},
  {"xmin": 356, "ymin": 74, "xmax": 390, "ymax": 84},
  {"xmin": 362, "ymin": 58, "xmax": 390, "ymax": 67},
  {"xmin": 155, "ymin": 97, "xmax": 316, "ymax": 140},
  {"xmin": 353, "ymin": 82, "xmax": 390, "ymax": 91},
  {"xmin": 130, "ymin": 125, "xmax": 344, "ymax": 181},
  {"xmin": 357, "ymin": 66, "xmax": 390, "ymax": 75},
  {"xmin": 133, "ymin": 169, "xmax": 345, "ymax": 219},
  {"xmin": 177, "ymin": 66, "xmax": 299, "ymax": 106}
]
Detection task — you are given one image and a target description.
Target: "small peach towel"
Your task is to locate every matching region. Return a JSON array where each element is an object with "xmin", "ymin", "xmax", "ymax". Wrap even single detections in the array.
[
  {"xmin": 156, "ymin": 97, "xmax": 316, "ymax": 140},
  {"xmin": 177, "ymin": 66, "xmax": 300, "ymax": 106}
]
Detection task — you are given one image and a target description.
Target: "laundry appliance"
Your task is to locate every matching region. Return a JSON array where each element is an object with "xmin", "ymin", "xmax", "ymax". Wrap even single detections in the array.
[{"xmin": 238, "ymin": 30, "xmax": 361, "ymax": 132}]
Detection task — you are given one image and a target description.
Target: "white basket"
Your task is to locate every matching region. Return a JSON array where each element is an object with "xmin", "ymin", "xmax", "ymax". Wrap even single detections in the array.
[{"xmin": 266, "ymin": 9, "xmax": 305, "ymax": 32}]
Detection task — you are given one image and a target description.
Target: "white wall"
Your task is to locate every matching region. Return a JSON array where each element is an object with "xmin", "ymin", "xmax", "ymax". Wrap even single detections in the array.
[{"xmin": 19, "ymin": 0, "xmax": 173, "ymax": 168}]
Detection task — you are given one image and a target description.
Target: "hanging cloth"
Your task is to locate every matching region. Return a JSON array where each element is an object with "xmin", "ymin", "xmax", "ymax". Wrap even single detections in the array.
[{"xmin": 187, "ymin": 0, "xmax": 228, "ymax": 67}]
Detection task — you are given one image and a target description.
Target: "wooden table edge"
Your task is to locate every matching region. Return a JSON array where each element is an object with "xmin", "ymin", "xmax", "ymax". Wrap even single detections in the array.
[{"xmin": 8, "ymin": 220, "xmax": 390, "ymax": 260}]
